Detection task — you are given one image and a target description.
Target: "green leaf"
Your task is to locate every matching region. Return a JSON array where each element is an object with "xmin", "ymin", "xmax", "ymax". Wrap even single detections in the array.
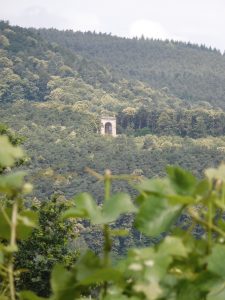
[
  {"xmin": 167, "ymin": 194, "xmax": 195, "ymax": 205},
  {"xmin": 0, "ymin": 249, "xmax": 4, "ymax": 264},
  {"xmin": 125, "ymin": 247, "xmax": 172, "ymax": 287},
  {"xmin": 136, "ymin": 177, "xmax": 173, "ymax": 195},
  {"xmin": 51, "ymin": 264, "xmax": 77, "ymax": 300},
  {"xmin": 134, "ymin": 281, "xmax": 162, "ymax": 300},
  {"xmin": 0, "ymin": 207, "xmax": 12, "ymax": 239},
  {"xmin": 135, "ymin": 195, "xmax": 182, "ymax": 236},
  {"xmin": 159, "ymin": 236, "xmax": 188, "ymax": 257},
  {"xmin": 19, "ymin": 291, "xmax": 47, "ymax": 300},
  {"xmin": 193, "ymin": 179, "xmax": 210, "ymax": 198},
  {"xmin": 63, "ymin": 193, "xmax": 136, "ymax": 225},
  {"xmin": 62, "ymin": 192, "xmax": 101, "ymax": 222},
  {"xmin": 3, "ymin": 244, "xmax": 18, "ymax": 253},
  {"xmin": 75, "ymin": 250, "xmax": 101, "ymax": 281},
  {"xmin": 0, "ymin": 136, "xmax": 24, "ymax": 167},
  {"xmin": 207, "ymin": 245, "xmax": 225, "ymax": 278},
  {"xmin": 110, "ymin": 229, "xmax": 129, "ymax": 236},
  {"xmin": 0, "ymin": 208, "xmax": 38, "ymax": 240},
  {"xmin": 205, "ymin": 164, "xmax": 225, "ymax": 182},
  {"xmin": 98, "ymin": 193, "xmax": 136, "ymax": 224},
  {"xmin": 76, "ymin": 250, "xmax": 122, "ymax": 285},
  {"xmin": 207, "ymin": 283, "xmax": 225, "ymax": 300},
  {"xmin": 17, "ymin": 210, "xmax": 39, "ymax": 240},
  {"xmin": 166, "ymin": 166, "xmax": 196, "ymax": 195},
  {"xmin": 104, "ymin": 295, "xmax": 139, "ymax": 300},
  {"xmin": 177, "ymin": 282, "xmax": 201, "ymax": 300},
  {"xmin": 0, "ymin": 171, "xmax": 26, "ymax": 195},
  {"xmin": 79, "ymin": 268, "xmax": 123, "ymax": 285}
]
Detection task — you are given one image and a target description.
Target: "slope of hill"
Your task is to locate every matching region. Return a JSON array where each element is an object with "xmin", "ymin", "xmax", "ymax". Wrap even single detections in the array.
[
  {"xmin": 1, "ymin": 20, "xmax": 225, "ymax": 203},
  {"xmin": 2, "ymin": 21, "xmax": 225, "ymax": 138},
  {"xmin": 38, "ymin": 28, "xmax": 225, "ymax": 109}
]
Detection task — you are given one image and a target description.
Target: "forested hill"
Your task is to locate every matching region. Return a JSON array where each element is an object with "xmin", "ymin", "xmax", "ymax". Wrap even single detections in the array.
[
  {"xmin": 0, "ymin": 20, "xmax": 186, "ymax": 111},
  {"xmin": 37, "ymin": 28, "xmax": 225, "ymax": 108},
  {"xmin": 2, "ymin": 20, "xmax": 225, "ymax": 139},
  {"xmin": 2, "ymin": 20, "xmax": 225, "ymax": 202}
]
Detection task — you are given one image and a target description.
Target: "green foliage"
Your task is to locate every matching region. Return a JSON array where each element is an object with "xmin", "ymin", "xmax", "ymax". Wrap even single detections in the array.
[
  {"xmin": 135, "ymin": 195, "xmax": 182, "ymax": 236},
  {"xmin": 0, "ymin": 136, "xmax": 37, "ymax": 300},
  {"xmin": 3, "ymin": 134, "xmax": 225, "ymax": 299},
  {"xmin": 3, "ymin": 21, "xmax": 225, "ymax": 139},
  {"xmin": 62, "ymin": 192, "xmax": 136, "ymax": 225},
  {"xmin": 15, "ymin": 197, "xmax": 79, "ymax": 297},
  {"xmin": 38, "ymin": 28, "xmax": 225, "ymax": 109},
  {"xmin": 3, "ymin": 20, "xmax": 225, "ymax": 299},
  {"xmin": 43, "ymin": 165, "xmax": 225, "ymax": 299},
  {"xmin": 0, "ymin": 136, "xmax": 23, "ymax": 168}
]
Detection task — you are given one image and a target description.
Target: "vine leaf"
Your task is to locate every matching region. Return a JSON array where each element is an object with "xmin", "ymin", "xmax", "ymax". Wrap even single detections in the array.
[
  {"xmin": 62, "ymin": 192, "xmax": 136, "ymax": 225},
  {"xmin": 207, "ymin": 245, "xmax": 225, "ymax": 278},
  {"xmin": 135, "ymin": 195, "xmax": 182, "ymax": 236}
]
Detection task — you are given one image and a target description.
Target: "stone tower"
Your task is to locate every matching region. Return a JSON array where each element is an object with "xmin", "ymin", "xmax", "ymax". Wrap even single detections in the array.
[{"xmin": 101, "ymin": 116, "xmax": 117, "ymax": 137}]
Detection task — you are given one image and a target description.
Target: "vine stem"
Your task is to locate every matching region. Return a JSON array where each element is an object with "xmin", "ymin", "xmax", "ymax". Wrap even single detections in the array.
[
  {"xmin": 8, "ymin": 200, "xmax": 18, "ymax": 300},
  {"xmin": 188, "ymin": 207, "xmax": 225, "ymax": 239},
  {"xmin": 222, "ymin": 183, "xmax": 225, "ymax": 206},
  {"xmin": 103, "ymin": 170, "xmax": 112, "ymax": 297},
  {"xmin": 207, "ymin": 200, "xmax": 213, "ymax": 252}
]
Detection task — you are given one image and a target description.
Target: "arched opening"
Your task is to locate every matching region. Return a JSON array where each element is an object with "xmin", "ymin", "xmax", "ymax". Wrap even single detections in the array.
[{"xmin": 105, "ymin": 122, "xmax": 112, "ymax": 135}]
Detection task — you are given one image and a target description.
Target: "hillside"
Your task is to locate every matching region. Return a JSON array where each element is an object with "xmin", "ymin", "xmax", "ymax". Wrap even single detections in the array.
[
  {"xmin": 38, "ymin": 28, "xmax": 225, "ymax": 109},
  {"xmin": 1, "ymin": 20, "xmax": 225, "ymax": 203},
  {"xmin": 0, "ymin": 20, "xmax": 181, "ymax": 109},
  {"xmin": 2, "ymin": 15, "xmax": 225, "ymax": 300}
]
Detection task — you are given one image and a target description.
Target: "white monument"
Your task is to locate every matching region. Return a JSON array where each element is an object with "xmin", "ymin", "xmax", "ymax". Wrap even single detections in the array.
[{"xmin": 101, "ymin": 116, "xmax": 117, "ymax": 137}]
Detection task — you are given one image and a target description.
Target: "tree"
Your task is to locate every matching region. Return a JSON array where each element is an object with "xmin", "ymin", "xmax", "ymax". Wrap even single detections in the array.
[{"xmin": 15, "ymin": 195, "xmax": 79, "ymax": 297}]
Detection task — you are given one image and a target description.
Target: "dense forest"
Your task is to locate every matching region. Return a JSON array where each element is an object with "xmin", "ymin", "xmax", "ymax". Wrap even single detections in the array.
[
  {"xmin": 1, "ymin": 19, "xmax": 225, "ymax": 198},
  {"xmin": 1, "ymin": 20, "xmax": 225, "ymax": 200},
  {"xmin": 1, "ymin": 20, "xmax": 225, "ymax": 298}
]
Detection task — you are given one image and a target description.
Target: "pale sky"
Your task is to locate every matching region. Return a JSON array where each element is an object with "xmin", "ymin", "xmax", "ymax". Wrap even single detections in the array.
[{"xmin": 0, "ymin": 0, "xmax": 225, "ymax": 51}]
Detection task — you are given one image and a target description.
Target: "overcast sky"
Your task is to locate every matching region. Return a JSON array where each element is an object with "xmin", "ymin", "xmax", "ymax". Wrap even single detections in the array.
[{"xmin": 0, "ymin": 0, "xmax": 225, "ymax": 51}]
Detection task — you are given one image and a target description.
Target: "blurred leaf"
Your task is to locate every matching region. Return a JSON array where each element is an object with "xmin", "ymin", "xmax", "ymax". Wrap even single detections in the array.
[
  {"xmin": 166, "ymin": 166, "xmax": 196, "ymax": 195},
  {"xmin": 193, "ymin": 179, "xmax": 210, "ymax": 197},
  {"xmin": 19, "ymin": 290, "xmax": 47, "ymax": 300},
  {"xmin": 62, "ymin": 192, "xmax": 101, "ymax": 221},
  {"xmin": 207, "ymin": 283, "xmax": 225, "ymax": 300},
  {"xmin": 18, "ymin": 211, "xmax": 39, "ymax": 228},
  {"xmin": 205, "ymin": 164, "xmax": 225, "ymax": 182},
  {"xmin": 104, "ymin": 295, "xmax": 139, "ymax": 300},
  {"xmin": 76, "ymin": 250, "xmax": 122, "ymax": 284},
  {"xmin": 110, "ymin": 229, "xmax": 129, "ymax": 236},
  {"xmin": 167, "ymin": 194, "xmax": 195, "ymax": 205},
  {"xmin": 207, "ymin": 245, "xmax": 225, "ymax": 278},
  {"xmin": 75, "ymin": 250, "xmax": 101, "ymax": 281},
  {"xmin": 0, "ymin": 171, "xmax": 26, "ymax": 195},
  {"xmin": 98, "ymin": 193, "xmax": 136, "ymax": 224},
  {"xmin": 51, "ymin": 264, "xmax": 77, "ymax": 300},
  {"xmin": 3, "ymin": 244, "xmax": 18, "ymax": 252},
  {"xmin": 79, "ymin": 268, "xmax": 123, "ymax": 285},
  {"xmin": 0, "ymin": 249, "xmax": 4, "ymax": 264},
  {"xmin": 127, "ymin": 247, "xmax": 171, "ymax": 282},
  {"xmin": 0, "ymin": 136, "xmax": 24, "ymax": 167},
  {"xmin": 177, "ymin": 281, "xmax": 201, "ymax": 300},
  {"xmin": 63, "ymin": 193, "xmax": 136, "ymax": 225},
  {"xmin": 0, "ymin": 208, "xmax": 38, "ymax": 240},
  {"xmin": 159, "ymin": 236, "xmax": 188, "ymax": 257},
  {"xmin": 17, "ymin": 210, "xmax": 39, "ymax": 240},
  {"xmin": 135, "ymin": 196, "xmax": 182, "ymax": 236},
  {"xmin": 136, "ymin": 178, "xmax": 173, "ymax": 195},
  {"xmin": 134, "ymin": 281, "xmax": 162, "ymax": 300},
  {"xmin": 0, "ymin": 207, "xmax": 11, "ymax": 239}
]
